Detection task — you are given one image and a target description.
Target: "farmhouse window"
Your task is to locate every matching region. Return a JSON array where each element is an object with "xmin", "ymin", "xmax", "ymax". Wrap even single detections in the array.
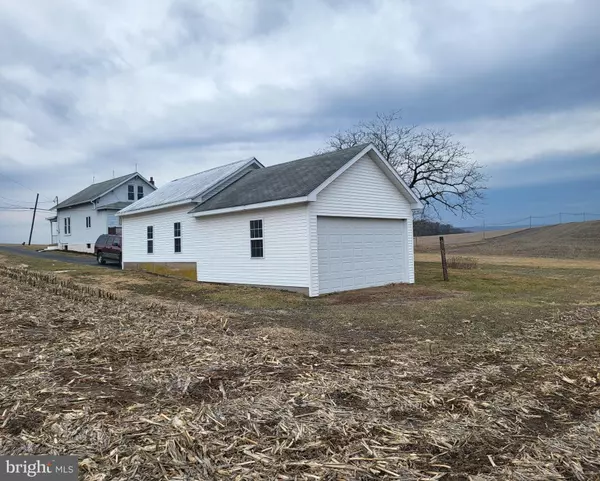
[
  {"xmin": 174, "ymin": 222, "xmax": 181, "ymax": 253},
  {"xmin": 128, "ymin": 185, "xmax": 134, "ymax": 200},
  {"xmin": 64, "ymin": 217, "xmax": 71, "ymax": 235},
  {"xmin": 250, "ymin": 219, "xmax": 263, "ymax": 258},
  {"xmin": 138, "ymin": 185, "xmax": 144, "ymax": 199},
  {"xmin": 85, "ymin": 216, "xmax": 91, "ymax": 228}
]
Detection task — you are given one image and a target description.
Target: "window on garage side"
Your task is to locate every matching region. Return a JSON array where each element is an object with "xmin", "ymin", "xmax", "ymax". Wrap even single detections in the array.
[
  {"xmin": 250, "ymin": 219, "xmax": 263, "ymax": 258},
  {"xmin": 147, "ymin": 226, "xmax": 153, "ymax": 254},
  {"xmin": 174, "ymin": 222, "xmax": 181, "ymax": 253},
  {"xmin": 128, "ymin": 185, "xmax": 134, "ymax": 200}
]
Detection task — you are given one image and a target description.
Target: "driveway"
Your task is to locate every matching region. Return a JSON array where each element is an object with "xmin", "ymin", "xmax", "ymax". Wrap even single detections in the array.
[{"xmin": 0, "ymin": 245, "xmax": 120, "ymax": 269}]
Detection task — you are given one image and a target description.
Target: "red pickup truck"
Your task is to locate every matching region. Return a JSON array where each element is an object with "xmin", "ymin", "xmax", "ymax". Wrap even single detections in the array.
[{"xmin": 94, "ymin": 234, "xmax": 122, "ymax": 266}]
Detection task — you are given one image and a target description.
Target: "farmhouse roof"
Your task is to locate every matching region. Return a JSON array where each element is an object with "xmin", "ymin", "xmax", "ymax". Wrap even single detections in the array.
[{"xmin": 54, "ymin": 173, "xmax": 145, "ymax": 210}]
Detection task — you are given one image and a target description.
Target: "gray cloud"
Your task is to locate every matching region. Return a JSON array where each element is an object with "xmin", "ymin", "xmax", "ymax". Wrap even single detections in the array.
[{"xmin": 1, "ymin": 0, "xmax": 599, "ymax": 242}]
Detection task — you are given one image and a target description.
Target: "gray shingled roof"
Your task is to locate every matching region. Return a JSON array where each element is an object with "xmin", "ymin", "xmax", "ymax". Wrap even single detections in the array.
[
  {"xmin": 54, "ymin": 173, "xmax": 137, "ymax": 210},
  {"xmin": 190, "ymin": 144, "xmax": 369, "ymax": 214}
]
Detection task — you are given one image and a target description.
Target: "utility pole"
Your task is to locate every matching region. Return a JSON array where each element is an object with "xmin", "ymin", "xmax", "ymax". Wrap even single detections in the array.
[
  {"xmin": 482, "ymin": 220, "xmax": 486, "ymax": 240},
  {"xmin": 559, "ymin": 212, "xmax": 562, "ymax": 224},
  {"xmin": 583, "ymin": 212, "xmax": 586, "ymax": 222},
  {"xmin": 529, "ymin": 216, "xmax": 532, "ymax": 229},
  {"xmin": 28, "ymin": 193, "xmax": 39, "ymax": 245}
]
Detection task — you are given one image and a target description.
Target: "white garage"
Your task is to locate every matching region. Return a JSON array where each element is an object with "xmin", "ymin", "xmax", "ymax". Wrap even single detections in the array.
[
  {"xmin": 317, "ymin": 217, "xmax": 407, "ymax": 294},
  {"xmin": 120, "ymin": 143, "xmax": 422, "ymax": 297}
]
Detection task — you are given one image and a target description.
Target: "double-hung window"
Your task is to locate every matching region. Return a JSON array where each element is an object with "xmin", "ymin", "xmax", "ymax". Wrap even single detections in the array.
[
  {"xmin": 147, "ymin": 226, "xmax": 153, "ymax": 254},
  {"xmin": 250, "ymin": 219, "xmax": 263, "ymax": 258},
  {"xmin": 174, "ymin": 222, "xmax": 181, "ymax": 253},
  {"xmin": 85, "ymin": 216, "xmax": 91, "ymax": 228},
  {"xmin": 128, "ymin": 185, "xmax": 134, "ymax": 200},
  {"xmin": 64, "ymin": 217, "xmax": 71, "ymax": 235},
  {"xmin": 137, "ymin": 185, "xmax": 144, "ymax": 199}
]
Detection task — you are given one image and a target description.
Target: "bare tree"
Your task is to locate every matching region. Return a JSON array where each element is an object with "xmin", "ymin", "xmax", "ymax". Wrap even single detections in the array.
[{"xmin": 323, "ymin": 110, "xmax": 486, "ymax": 217}]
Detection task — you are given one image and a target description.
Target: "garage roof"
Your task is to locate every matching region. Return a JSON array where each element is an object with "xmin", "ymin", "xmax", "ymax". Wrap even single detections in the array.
[{"xmin": 190, "ymin": 144, "xmax": 370, "ymax": 214}]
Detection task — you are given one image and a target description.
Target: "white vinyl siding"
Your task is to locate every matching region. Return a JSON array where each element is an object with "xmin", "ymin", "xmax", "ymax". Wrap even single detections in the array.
[
  {"xmin": 309, "ymin": 153, "xmax": 415, "ymax": 295},
  {"xmin": 56, "ymin": 205, "xmax": 111, "ymax": 253},
  {"xmin": 121, "ymin": 205, "xmax": 198, "ymax": 263},
  {"xmin": 314, "ymin": 154, "xmax": 413, "ymax": 218},
  {"xmin": 196, "ymin": 205, "xmax": 309, "ymax": 288}
]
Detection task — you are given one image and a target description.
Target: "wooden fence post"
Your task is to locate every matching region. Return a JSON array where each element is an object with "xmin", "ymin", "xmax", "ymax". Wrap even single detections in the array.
[{"xmin": 439, "ymin": 236, "xmax": 449, "ymax": 281}]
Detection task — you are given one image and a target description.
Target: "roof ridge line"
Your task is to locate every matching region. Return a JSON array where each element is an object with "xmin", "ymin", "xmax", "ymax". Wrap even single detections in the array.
[
  {"xmin": 261, "ymin": 143, "xmax": 370, "ymax": 170},
  {"xmin": 89, "ymin": 172, "xmax": 137, "ymax": 186},
  {"xmin": 172, "ymin": 157, "xmax": 257, "ymax": 182}
]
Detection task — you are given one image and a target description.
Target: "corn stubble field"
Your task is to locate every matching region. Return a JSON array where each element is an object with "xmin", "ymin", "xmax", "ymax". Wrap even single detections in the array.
[{"xmin": 1, "ymin": 262, "xmax": 600, "ymax": 480}]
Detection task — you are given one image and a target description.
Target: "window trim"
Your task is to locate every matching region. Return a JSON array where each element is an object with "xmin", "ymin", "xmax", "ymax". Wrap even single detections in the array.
[
  {"xmin": 127, "ymin": 184, "xmax": 135, "ymax": 201},
  {"xmin": 64, "ymin": 216, "xmax": 71, "ymax": 235},
  {"xmin": 147, "ymin": 226, "xmax": 153, "ymax": 254},
  {"xmin": 85, "ymin": 216, "xmax": 91, "ymax": 229},
  {"xmin": 249, "ymin": 219, "xmax": 264, "ymax": 259},
  {"xmin": 174, "ymin": 222, "xmax": 182, "ymax": 253},
  {"xmin": 137, "ymin": 185, "xmax": 144, "ymax": 200}
]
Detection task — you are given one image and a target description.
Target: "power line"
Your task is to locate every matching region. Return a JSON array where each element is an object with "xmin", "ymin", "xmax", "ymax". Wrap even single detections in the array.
[
  {"xmin": 0, "ymin": 195, "xmax": 54, "ymax": 205},
  {"xmin": 0, "ymin": 207, "xmax": 53, "ymax": 212},
  {"xmin": 0, "ymin": 172, "xmax": 54, "ymax": 202}
]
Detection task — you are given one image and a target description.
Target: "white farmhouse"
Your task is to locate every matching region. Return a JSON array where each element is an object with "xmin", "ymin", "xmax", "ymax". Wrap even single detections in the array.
[
  {"xmin": 49, "ymin": 173, "xmax": 156, "ymax": 253},
  {"xmin": 117, "ymin": 144, "xmax": 422, "ymax": 296}
]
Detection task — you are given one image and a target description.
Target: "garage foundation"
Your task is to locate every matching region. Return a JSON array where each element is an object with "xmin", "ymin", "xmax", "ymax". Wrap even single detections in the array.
[{"xmin": 123, "ymin": 262, "xmax": 197, "ymax": 280}]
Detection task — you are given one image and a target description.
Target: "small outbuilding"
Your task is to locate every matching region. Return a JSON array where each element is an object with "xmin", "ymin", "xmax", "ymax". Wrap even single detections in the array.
[{"xmin": 117, "ymin": 144, "xmax": 422, "ymax": 296}]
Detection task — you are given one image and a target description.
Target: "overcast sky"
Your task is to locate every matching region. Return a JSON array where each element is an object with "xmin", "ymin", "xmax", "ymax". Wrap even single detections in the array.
[{"xmin": 1, "ymin": 0, "xmax": 599, "ymax": 243}]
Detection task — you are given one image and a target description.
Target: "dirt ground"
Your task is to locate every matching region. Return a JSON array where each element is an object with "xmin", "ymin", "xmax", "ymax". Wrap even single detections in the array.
[{"xmin": 1, "ymin": 255, "xmax": 599, "ymax": 479}]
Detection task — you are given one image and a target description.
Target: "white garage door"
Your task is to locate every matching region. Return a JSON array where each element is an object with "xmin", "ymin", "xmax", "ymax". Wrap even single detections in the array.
[{"xmin": 317, "ymin": 216, "xmax": 407, "ymax": 294}]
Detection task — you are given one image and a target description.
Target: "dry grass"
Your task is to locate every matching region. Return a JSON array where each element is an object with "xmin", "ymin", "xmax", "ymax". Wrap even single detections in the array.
[
  {"xmin": 415, "ymin": 228, "xmax": 526, "ymax": 250},
  {"xmin": 1, "ymin": 260, "xmax": 600, "ymax": 479},
  {"xmin": 448, "ymin": 256, "xmax": 479, "ymax": 270},
  {"xmin": 445, "ymin": 221, "xmax": 600, "ymax": 260},
  {"xmin": 416, "ymin": 252, "xmax": 600, "ymax": 270},
  {"xmin": 0, "ymin": 243, "xmax": 47, "ymax": 251}
]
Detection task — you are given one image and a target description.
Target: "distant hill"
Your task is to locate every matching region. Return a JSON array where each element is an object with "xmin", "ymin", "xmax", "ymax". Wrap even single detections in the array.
[
  {"xmin": 413, "ymin": 220, "xmax": 469, "ymax": 236},
  {"xmin": 447, "ymin": 221, "xmax": 600, "ymax": 259},
  {"xmin": 415, "ymin": 228, "xmax": 526, "ymax": 250}
]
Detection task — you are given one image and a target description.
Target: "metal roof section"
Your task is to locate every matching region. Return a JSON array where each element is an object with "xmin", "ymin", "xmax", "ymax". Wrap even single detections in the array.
[{"xmin": 117, "ymin": 158, "xmax": 259, "ymax": 215}]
